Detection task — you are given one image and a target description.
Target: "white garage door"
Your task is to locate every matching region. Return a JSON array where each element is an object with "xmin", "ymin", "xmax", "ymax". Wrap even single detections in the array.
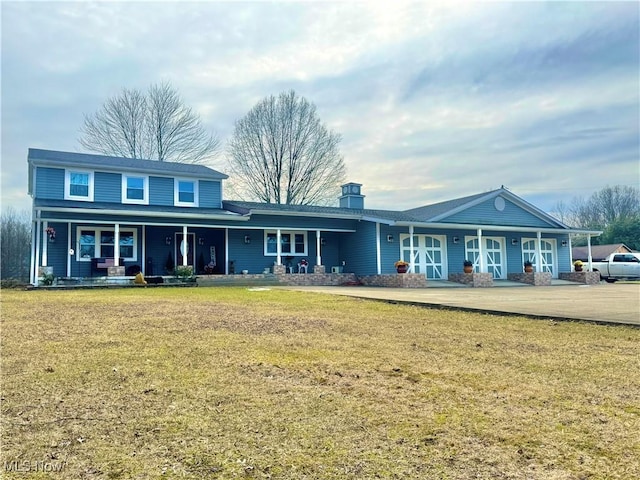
[{"xmin": 400, "ymin": 234, "xmax": 447, "ymax": 279}]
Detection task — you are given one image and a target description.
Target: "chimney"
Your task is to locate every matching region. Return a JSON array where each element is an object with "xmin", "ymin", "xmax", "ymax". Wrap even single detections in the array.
[{"xmin": 339, "ymin": 182, "xmax": 364, "ymax": 209}]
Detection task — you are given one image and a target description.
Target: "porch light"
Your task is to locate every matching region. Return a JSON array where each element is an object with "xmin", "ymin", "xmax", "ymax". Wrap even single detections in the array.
[
  {"xmin": 452, "ymin": 236, "xmax": 459, "ymax": 244},
  {"xmin": 511, "ymin": 239, "xmax": 519, "ymax": 246},
  {"xmin": 198, "ymin": 237, "xmax": 204, "ymax": 246},
  {"xmin": 561, "ymin": 240, "xmax": 568, "ymax": 247},
  {"xmin": 165, "ymin": 236, "xmax": 171, "ymax": 245},
  {"xmin": 244, "ymin": 235, "xmax": 251, "ymax": 244},
  {"xmin": 387, "ymin": 234, "xmax": 394, "ymax": 243},
  {"xmin": 320, "ymin": 237, "xmax": 326, "ymax": 246}
]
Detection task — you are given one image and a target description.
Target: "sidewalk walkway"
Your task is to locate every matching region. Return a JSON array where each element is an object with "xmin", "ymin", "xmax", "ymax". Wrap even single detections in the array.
[{"xmin": 284, "ymin": 282, "xmax": 640, "ymax": 326}]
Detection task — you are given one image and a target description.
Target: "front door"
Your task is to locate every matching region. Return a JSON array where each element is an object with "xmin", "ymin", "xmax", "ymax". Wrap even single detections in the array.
[
  {"xmin": 522, "ymin": 239, "xmax": 557, "ymax": 278},
  {"xmin": 465, "ymin": 236, "xmax": 507, "ymax": 279},
  {"xmin": 400, "ymin": 234, "xmax": 447, "ymax": 279},
  {"xmin": 175, "ymin": 233, "xmax": 195, "ymax": 267}
]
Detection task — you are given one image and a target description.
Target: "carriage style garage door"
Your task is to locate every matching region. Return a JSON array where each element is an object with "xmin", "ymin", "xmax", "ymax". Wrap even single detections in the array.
[
  {"xmin": 400, "ymin": 234, "xmax": 447, "ymax": 279},
  {"xmin": 521, "ymin": 238, "xmax": 557, "ymax": 278},
  {"xmin": 465, "ymin": 236, "xmax": 507, "ymax": 279}
]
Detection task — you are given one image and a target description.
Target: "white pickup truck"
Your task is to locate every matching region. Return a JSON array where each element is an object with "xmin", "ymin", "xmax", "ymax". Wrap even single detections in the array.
[{"xmin": 589, "ymin": 252, "xmax": 640, "ymax": 283}]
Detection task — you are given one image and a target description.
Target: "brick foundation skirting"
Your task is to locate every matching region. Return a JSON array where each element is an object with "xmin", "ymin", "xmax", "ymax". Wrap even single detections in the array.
[
  {"xmin": 507, "ymin": 272, "xmax": 552, "ymax": 286},
  {"xmin": 448, "ymin": 272, "xmax": 494, "ymax": 287},
  {"xmin": 358, "ymin": 273, "xmax": 427, "ymax": 288},
  {"xmin": 559, "ymin": 272, "xmax": 600, "ymax": 285},
  {"xmin": 196, "ymin": 272, "xmax": 427, "ymax": 288}
]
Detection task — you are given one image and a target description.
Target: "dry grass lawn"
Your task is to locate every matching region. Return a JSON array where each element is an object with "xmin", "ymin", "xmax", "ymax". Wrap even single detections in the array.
[{"xmin": 1, "ymin": 287, "xmax": 639, "ymax": 479}]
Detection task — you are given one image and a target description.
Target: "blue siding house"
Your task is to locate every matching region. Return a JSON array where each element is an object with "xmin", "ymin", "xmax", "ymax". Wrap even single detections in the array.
[{"xmin": 28, "ymin": 148, "xmax": 600, "ymax": 286}]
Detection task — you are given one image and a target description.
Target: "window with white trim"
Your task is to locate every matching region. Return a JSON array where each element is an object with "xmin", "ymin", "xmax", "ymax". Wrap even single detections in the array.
[
  {"xmin": 65, "ymin": 170, "xmax": 94, "ymax": 201},
  {"xmin": 122, "ymin": 175, "xmax": 148, "ymax": 204},
  {"xmin": 264, "ymin": 231, "xmax": 307, "ymax": 256},
  {"xmin": 174, "ymin": 179, "xmax": 198, "ymax": 206},
  {"xmin": 76, "ymin": 227, "xmax": 137, "ymax": 261}
]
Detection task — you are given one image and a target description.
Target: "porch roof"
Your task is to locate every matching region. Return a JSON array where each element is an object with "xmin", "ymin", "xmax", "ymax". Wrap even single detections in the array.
[{"xmin": 34, "ymin": 198, "xmax": 245, "ymax": 221}]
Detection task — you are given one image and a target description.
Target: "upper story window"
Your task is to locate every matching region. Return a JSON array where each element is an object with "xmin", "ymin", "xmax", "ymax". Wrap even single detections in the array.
[
  {"xmin": 175, "ymin": 179, "xmax": 199, "ymax": 207},
  {"xmin": 122, "ymin": 175, "xmax": 149, "ymax": 204},
  {"xmin": 65, "ymin": 170, "xmax": 94, "ymax": 201},
  {"xmin": 264, "ymin": 230, "xmax": 307, "ymax": 256}
]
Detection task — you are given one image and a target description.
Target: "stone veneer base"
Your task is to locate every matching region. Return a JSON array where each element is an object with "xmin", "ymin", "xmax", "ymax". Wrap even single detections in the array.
[
  {"xmin": 448, "ymin": 272, "xmax": 494, "ymax": 287},
  {"xmin": 507, "ymin": 272, "xmax": 552, "ymax": 286},
  {"xmin": 559, "ymin": 272, "xmax": 600, "ymax": 285},
  {"xmin": 358, "ymin": 273, "xmax": 427, "ymax": 288}
]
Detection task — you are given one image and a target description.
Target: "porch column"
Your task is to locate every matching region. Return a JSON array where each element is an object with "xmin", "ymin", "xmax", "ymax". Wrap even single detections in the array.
[
  {"xmin": 276, "ymin": 229, "xmax": 282, "ymax": 265},
  {"xmin": 114, "ymin": 224, "xmax": 120, "ymax": 266},
  {"xmin": 67, "ymin": 221, "xmax": 72, "ymax": 277},
  {"xmin": 315, "ymin": 230, "xmax": 322, "ymax": 266},
  {"xmin": 376, "ymin": 222, "xmax": 381, "ymax": 274},
  {"xmin": 182, "ymin": 225, "xmax": 188, "ymax": 266},
  {"xmin": 477, "ymin": 228, "xmax": 485, "ymax": 273},
  {"xmin": 33, "ymin": 216, "xmax": 42, "ymax": 285},
  {"xmin": 41, "ymin": 220, "xmax": 48, "ymax": 267},
  {"xmin": 587, "ymin": 235, "xmax": 593, "ymax": 271},
  {"xmin": 141, "ymin": 225, "xmax": 146, "ymax": 275},
  {"xmin": 535, "ymin": 231, "xmax": 542, "ymax": 273},
  {"xmin": 225, "ymin": 228, "xmax": 229, "ymax": 274},
  {"xmin": 409, "ymin": 225, "xmax": 415, "ymax": 273},
  {"xmin": 30, "ymin": 218, "xmax": 37, "ymax": 285}
]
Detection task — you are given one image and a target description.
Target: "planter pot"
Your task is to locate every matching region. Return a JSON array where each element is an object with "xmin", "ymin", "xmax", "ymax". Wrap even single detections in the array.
[
  {"xmin": 463, "ymin": 265, "xmax": 473, "ymax": 274},
  {"xmin": 524, "ymin": 266, "xmax": 533, "ymax": 273},
  {"xmin": 396, "ymin": 265, "xmax": 408, "ymax": 274},
  {"xmin": 575, "ymin": 265, "xmax": 583, "ymax": 272}
]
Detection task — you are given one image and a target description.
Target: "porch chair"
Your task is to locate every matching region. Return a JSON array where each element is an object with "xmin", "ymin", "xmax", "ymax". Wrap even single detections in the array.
[{"xmin": 298, "ymin": 259, "xmax": 309, "ymax": 274}]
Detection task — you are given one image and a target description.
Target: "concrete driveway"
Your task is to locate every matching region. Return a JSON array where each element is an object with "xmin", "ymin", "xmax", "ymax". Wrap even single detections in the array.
[{"xmin": 283, "ymin": 282, "xmax": 640, "ymax": 326}]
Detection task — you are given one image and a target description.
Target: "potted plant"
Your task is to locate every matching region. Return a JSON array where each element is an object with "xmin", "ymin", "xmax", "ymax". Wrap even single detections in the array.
[
  {"xmin": 574, "ymin": 260, "xmax": 584, "ymax": 272},
  {"xmin": 463, "ymin": 260, "xmax": 473, "ymax": 274},
  {"xmin": 394, "ymin": 260, "xmax": 409, "ymax": 274},
  {"xmin": 524, "ymin": 260, "xmax": 533, "ymax": 273}
]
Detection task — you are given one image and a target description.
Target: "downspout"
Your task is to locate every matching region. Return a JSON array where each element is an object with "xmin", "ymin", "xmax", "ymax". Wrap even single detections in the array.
[
  {"xmin": 409, "ymin": 225, "xmax": 415, "ymax": 273},
  {"xmin": 376, "ymin": 222, "xmax": 381, "ymax": 274}
]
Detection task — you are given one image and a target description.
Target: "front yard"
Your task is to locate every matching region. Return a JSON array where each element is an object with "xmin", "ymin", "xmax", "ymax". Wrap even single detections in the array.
[{"xmin": 1, "ymin": 287, "xmax": 638, "ymax": 479}]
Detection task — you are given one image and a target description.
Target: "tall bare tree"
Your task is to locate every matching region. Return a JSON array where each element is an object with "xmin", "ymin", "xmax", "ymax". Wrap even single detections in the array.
[
  {"xmin": 226, "ymin": 90, "xmax": 346, "ymax": 205},
  {"xmin": 79, "ymin": 82, "xmax": 220, "ymax": 164}
]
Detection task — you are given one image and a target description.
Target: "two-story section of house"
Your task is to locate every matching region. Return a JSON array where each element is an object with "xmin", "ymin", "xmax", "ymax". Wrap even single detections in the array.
[
  {"xmin": 29, "ymin": 148, "xmax": 601, "ymax": 287},
  {"xmin": 28, "ymin": 148, "xmax": 243, "ymax": 283}
]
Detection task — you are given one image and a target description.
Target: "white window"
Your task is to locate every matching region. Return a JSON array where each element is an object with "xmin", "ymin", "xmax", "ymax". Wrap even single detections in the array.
[
  {"xmin": 174, "ymin": 179, "xmax": 199, "ymax": 207},
  {"xmin": 122, "ymin": 175, "xmax": 148, "ymax": 204},
  {"xmin": 76, "ymin": 227, "xmax": 137, "ymax": 261},
  {"xmin": 65, "ymin": 170, "xmax": 94, "ymax": 201},
  {"xmin": 264, "ymin": 231, "xmax": 307, "ymax": 256}
]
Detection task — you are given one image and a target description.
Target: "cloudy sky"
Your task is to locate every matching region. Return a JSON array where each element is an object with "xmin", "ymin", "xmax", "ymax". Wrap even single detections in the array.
[{"xmin": 2, "ymin": 1, "xmax": 638, "ymax": 217}]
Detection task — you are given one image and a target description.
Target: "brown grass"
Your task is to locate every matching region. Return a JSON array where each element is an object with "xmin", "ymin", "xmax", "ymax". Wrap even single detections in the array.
[{"xmin": 1, "ymin": 287, "xmax": 639, "ymax": 479}]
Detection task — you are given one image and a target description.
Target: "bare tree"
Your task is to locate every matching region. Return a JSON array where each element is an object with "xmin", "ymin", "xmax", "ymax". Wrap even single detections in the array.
[
  {"xmin": 79, "ymin": 82, "xmax": 220, "ymax": 164},
  {"xmin": 567, "ymin": 185, "xmax": 639, "ymax": 229},
  {"xmin": 1, "ymin": 207, "xmax": 32, "ymax": 282},
  {"xmin": 226, "ymin": 90, "xmax": 346, "ymax": 205}
]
